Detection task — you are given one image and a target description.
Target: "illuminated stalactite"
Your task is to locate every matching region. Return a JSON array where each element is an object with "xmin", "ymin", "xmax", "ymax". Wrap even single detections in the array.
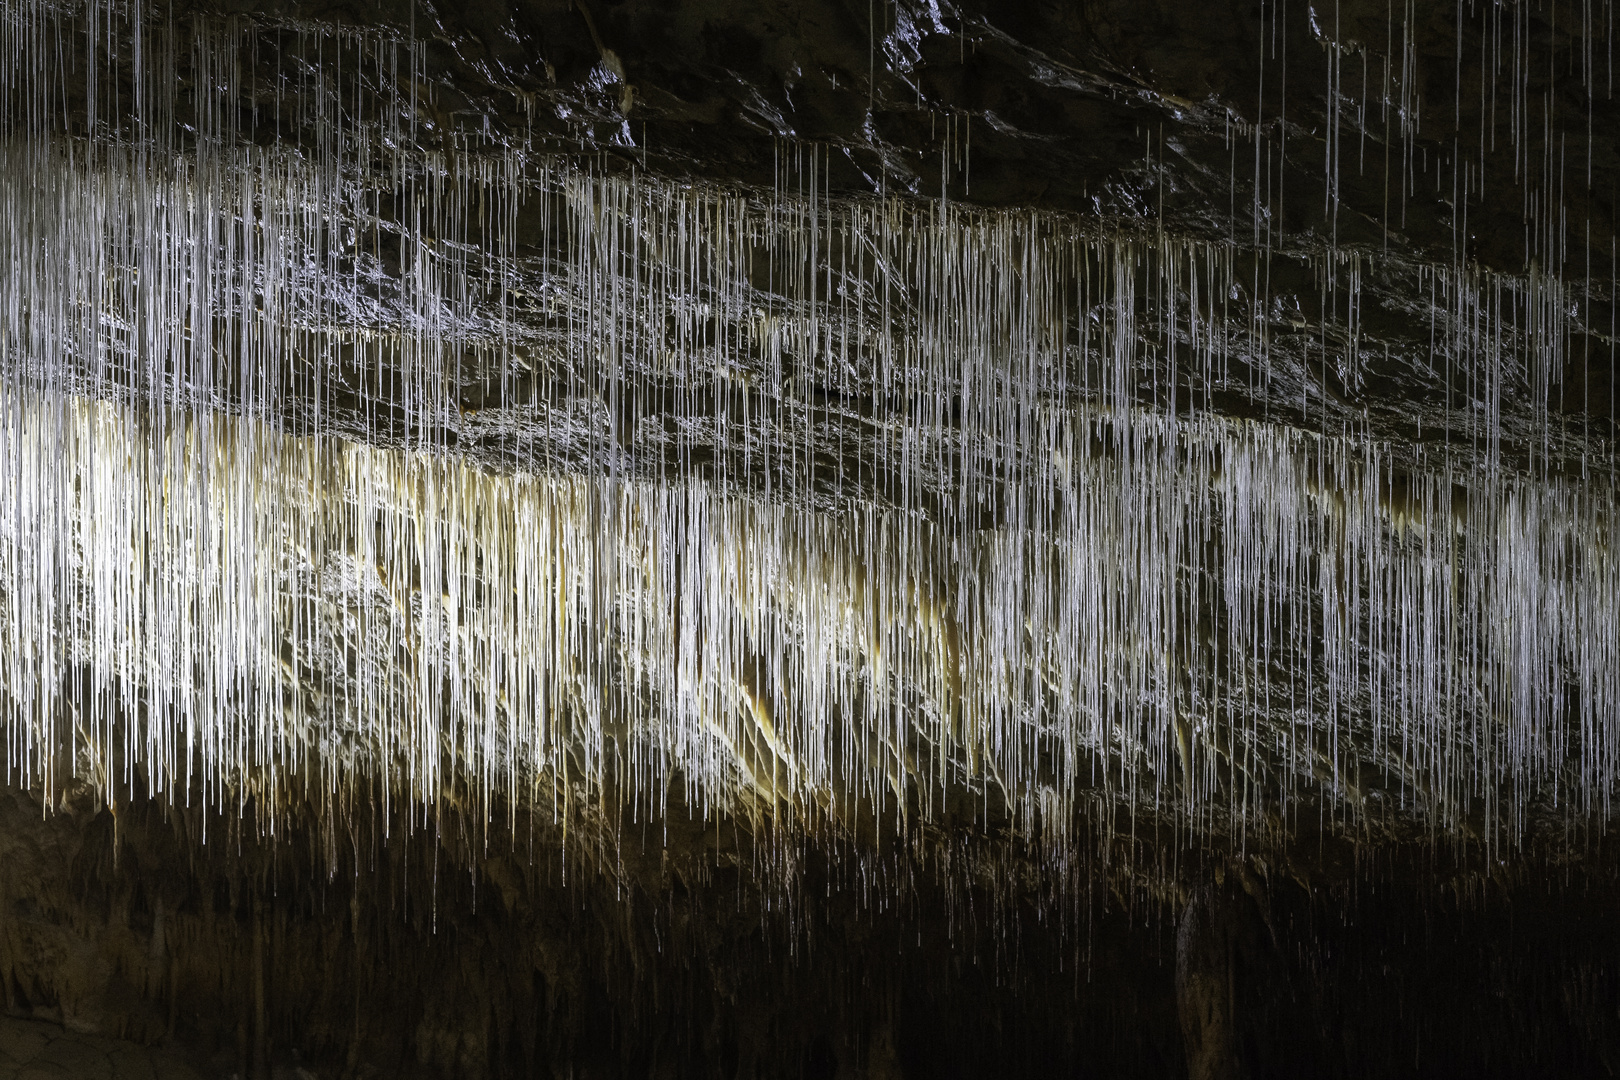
[
  {"xmin": 0, "ymin": 389, "xmax": 1615, "ymax": 856},
  {"xmin": 0, "ymin": 0, "xmax": 1615, "ymax": 868}
]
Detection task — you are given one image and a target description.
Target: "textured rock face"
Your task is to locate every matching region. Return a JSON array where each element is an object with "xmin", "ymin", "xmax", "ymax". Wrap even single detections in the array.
[
  {"xmin": 0, "ymin": 0, "xmax": 1618, "ymax": 1075},
  {"xmin": 0, "ymin": 1014, "xmax": 207, "ymax": 1080},
  {"xmin": 5, "ymin": 783, "xmax": 1620, "ymax": 1079},
  {"xmin": 0, "ymin": 783, "xmax": 1192, "ymax": 1078}
]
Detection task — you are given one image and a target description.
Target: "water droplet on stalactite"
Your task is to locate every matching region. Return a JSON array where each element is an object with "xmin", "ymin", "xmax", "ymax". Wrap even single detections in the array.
[{"xmin": 0, "ymin": 0, "xmax": 1612, "ymax": 878}]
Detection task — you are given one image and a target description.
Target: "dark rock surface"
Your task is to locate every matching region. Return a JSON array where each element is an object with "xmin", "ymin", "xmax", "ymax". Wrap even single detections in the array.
[
  {"xmin": 5, "ymin": 779, "xmax": 1620, "ymax": 1078},
  {"xmin": 0, "ymin": 1014, "xmax": 206, "ymax": 1080}
]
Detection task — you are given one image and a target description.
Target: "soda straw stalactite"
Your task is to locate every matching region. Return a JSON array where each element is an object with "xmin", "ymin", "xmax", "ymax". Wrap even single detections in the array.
[{"xmin": 0, "ymin": 0, "xmax": 1615, "ymax": 884}]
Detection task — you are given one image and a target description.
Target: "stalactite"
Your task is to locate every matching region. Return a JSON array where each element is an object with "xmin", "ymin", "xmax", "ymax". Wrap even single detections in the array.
[{"xmin": 0, "ymin": 0, "xmax": 1614, "ymax": 882}]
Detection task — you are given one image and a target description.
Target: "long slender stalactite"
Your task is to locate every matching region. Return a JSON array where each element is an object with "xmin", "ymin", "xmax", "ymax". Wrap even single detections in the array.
[
  {"xmin": 1, "ymin": 0, "xmax": 1618, "ymax": 1075},
  {"xmin": 3, "ymin": 2, "xmax": 1614, "ymax": 857}
]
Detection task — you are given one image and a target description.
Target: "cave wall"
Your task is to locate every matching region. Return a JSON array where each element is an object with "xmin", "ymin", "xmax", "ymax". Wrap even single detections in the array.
[{"xmin": 5, "ymin": 779, "xmax": 1620, "ymax": 1078}]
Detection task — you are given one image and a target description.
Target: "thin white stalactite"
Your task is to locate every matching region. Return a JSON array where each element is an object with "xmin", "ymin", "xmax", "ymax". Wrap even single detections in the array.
[{"xmin": 0, "ymin": 0, "xmax": 1614, "ymax": 864}]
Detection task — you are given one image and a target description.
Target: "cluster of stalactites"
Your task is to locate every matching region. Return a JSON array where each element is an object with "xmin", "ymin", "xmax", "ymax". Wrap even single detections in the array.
[
  {"xmin": 0, "ymin": 392, "xmax": 1614, "ymax": 852},
  {"xmin": 0, "ymin": 0, "xmax": 1615, "ymax": 856}
]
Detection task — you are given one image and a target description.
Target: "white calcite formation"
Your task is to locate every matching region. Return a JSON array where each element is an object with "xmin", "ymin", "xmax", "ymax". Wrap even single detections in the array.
[{"xmin": 0, "ymin": 0, "xmax": 1615, "ymax": 869}]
